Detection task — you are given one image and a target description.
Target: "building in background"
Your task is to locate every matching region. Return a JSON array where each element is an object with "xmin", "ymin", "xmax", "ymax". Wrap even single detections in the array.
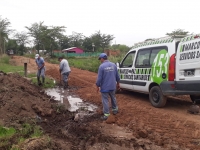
[
  {"xmin": 104, "ymin": 49, "xmax": 120, "ymax": 57},
  {"xmin": 62, "ymin": 47, "xmax": 84, "ymax": 54}
]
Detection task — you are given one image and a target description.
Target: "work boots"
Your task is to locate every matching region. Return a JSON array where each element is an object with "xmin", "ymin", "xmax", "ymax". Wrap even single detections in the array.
[
  {"xmin": 37, "ymin": 77, "xmax": 42, "ymax": 86},
  {"xmin": 42, "ymin": 77, "xmax": 45, "ymax": 85},
  {"xmin": 64, "ymin": 82, "xmax": 68, "ymax": 89}
]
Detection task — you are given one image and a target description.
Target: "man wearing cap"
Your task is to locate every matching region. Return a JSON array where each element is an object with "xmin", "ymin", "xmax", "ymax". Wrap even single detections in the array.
[
  {"xmin": 96, "ymin": 53, "xmax": 120, "ymax": 120},
  {"xmin": 35, "ymin": 54, "xmax": 45, "ymax": 86},
  {"xmin": 58, "ymin": 57, "xmax": 71, "ymax": 89}
]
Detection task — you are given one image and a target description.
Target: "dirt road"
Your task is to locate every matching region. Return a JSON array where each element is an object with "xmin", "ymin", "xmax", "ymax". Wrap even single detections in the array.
[{"xmin": 7, "ymin": 56, "xmax": 200, "ymax": 149}]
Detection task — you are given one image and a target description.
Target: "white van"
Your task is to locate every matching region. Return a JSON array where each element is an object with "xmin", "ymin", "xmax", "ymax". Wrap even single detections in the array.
[{"xmin": 117, "ymin": 34, "xmax": 200, "ymax": 107}]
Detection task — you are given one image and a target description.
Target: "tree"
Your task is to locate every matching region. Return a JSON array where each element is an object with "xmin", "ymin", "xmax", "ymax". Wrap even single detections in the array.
[
  {"xmin": 100, "ymin": 33, "xmax": 115, "ymax": 51},
  {"xmin": 82, "ymin": 37, "xmax": 93, "ymax": 51},
  {"xmin": 14, "ymin": 31, "xmax": 30, "ymax": 55},
  {"xmin": 59, "ymin": 36, "xmax": 72, "ymax": 50},
  {"xmin": 26, "ymin": 22, "xmax": 66, "ymax": 55},
  {"xmin": 110, "ymin": 44, "xmax": 130, "ymax": 53},
  {"xmin": 47, "ymin": 26, "xmax": 66, "ymax": 55},
  {"xmin": 90, "ymin": 30, "xmax": 114, "ymax": 52},
  {"xmin": 6, "ymin": 39, "xmax": 18, "ymax": 54},
  {"xmin": 25, "ymin": 22, "xmax": 48, "ymax": 53},
  {"xmin": 166, "ymin": 29, "xmax": 190, "ymax": 38},
  {"xmin": 0, "ymin": 16, "xmax": 12, "ymax": 55},
  {"xmin": 68, "ymin": 32, "xmax": 85, "ymax": 48}
]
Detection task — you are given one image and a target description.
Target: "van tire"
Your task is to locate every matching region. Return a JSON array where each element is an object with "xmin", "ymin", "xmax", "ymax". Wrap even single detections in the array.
[
  {"xmin": 190, "ymin": 95, "xmax": 200, "ymax": 104},
  {"xmin": 149, "ymin": 86, "xmax": 167, "ymax": 108}
]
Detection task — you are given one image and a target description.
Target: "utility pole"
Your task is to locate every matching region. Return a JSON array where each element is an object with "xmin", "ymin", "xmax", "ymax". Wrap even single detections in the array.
[{"xmin": 92, "ymin": 43, "xmax": 95, "ymax": 52}]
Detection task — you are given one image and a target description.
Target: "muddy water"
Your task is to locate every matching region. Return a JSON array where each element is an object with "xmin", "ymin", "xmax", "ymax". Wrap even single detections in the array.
[{"xmin": 45, "ymin": 87, "xmax": 97, "ymax": 113}]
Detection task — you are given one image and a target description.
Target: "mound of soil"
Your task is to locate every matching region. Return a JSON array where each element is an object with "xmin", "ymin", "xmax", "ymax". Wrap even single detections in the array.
[{"xmin": 0, "ymin": 72, "xmax": 54, "ymax": 126}]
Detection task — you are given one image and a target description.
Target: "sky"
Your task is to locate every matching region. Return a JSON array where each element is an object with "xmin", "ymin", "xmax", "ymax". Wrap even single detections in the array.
[{"xmin": 1, "ymin": 0, "xmax": 200, "ymax": 47}]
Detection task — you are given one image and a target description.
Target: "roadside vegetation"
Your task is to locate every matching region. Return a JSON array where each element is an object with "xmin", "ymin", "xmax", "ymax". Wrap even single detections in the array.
[
  {"xmin": 48, "ymin": 55, "xmax": 125, "ymax": 73},
  {"xmin": 0, "ymin": 124, "xmax": 50, "ymax": 150}
]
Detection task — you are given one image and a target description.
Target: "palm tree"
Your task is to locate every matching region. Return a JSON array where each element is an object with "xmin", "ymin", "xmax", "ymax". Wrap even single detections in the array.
[{"xmin": 0, "ymin": 16, "xmax": 11, "ymax": 55}]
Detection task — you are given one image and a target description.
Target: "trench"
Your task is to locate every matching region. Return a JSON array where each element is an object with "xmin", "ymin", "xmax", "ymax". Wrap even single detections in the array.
[{"xmin": 45, "ymin": 86, "xmax": 98, "ymax": 114}]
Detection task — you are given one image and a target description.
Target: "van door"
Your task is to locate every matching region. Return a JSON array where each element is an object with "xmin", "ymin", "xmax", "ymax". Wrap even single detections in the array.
[
  {"xmin": 176, "ymin": 37, "xmax": 200, "ymax": 91},
  {"xmin": 134, "ymin": 47, "xmax": 168, "ymax": 93},
  {"xmin": 118, "ymin": 51, "xmax": 136, "ymax": 90}
]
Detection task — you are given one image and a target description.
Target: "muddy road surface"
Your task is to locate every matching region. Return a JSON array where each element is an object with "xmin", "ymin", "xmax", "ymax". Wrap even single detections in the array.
[{"xmin": 1, "ymin": 55, "xmax": 200, "ymax": 150}]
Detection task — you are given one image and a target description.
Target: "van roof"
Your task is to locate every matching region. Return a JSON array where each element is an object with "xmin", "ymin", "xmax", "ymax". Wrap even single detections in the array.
[
  {"xmin": 132, "ymin": 37, "xmax": 175, "ymax": 49},
  {"xmin": 180, "ymin": 34, "xmax": 200, "ymax": 42}
]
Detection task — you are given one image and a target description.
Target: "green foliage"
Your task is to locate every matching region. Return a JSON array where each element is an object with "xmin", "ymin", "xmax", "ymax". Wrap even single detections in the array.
[
  {"xmin": 68, "ymin": 57, "xmax": 100, "ymax": 73},
  {"xmin": 110, "ymin": 44, "xmax": 130, "ymax": 54},
  {"xmin": 166, "ymin": 29, "xmax": 190, "ymax": 38},
  {"xmin": 20, "ymin": 123, "xmax": 43, "ymax": 138},
  {"xmin": 0, "ymin": 16, "xmax": 12, "ymax": 55},
  {"xmin": 0, "ymin": 55, "xmax": 10, "ymax": 64},
  {"xmin": 6, "ymin": 39, "xmax": 19, "ymax": 54},
  {"xmin": 48, "ymin": 55, "xmax": 124, "ymax": 73},
  {"xmin": 0, "ymin": 124, "xmax": 43, "ymax": 150},
  {"xmin": 0, "ymin": 64, "xmax": 23, "ymax": 73},
  {"xmin": 0, "ymin": 55, "xmax": 24, "ymax": 72},
  {"xmin": 32, "ymin": 126, "xmax": 43, "ymax": 137},
  {"xmin": 31, "ymin": 77, "xmax": 55, "ymax": 88},
  {"xmin": 0, "ymin": 126, "xmax": 16, "ymax": 149},
  {"xmin": 0, "ymin": 126, "xmax": 16, "ymax": 138},
  {"xmin": 25, "ymin": 22, "xmax": 66, "ymax": 55}
]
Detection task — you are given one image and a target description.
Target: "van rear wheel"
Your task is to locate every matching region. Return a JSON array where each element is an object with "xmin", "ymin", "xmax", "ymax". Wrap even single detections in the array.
[
  {"xmin": 149, "ymin": 86, "xmax": 167, "ymax": 108},
  {"xmin": 190, "ymin": 95, "xmax": 200, "ymax": 104}
]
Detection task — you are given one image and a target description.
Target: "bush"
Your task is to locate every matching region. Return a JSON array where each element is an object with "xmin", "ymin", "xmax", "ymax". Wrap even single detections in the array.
[{"xmin": 0, "ymin": 55, "xmax": 10, "ymax": 64}]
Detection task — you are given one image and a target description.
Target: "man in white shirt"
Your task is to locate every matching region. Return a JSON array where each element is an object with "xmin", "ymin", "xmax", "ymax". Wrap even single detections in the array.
[{"xmin": 58, "ymin": 57, "xmax": 71, "ymax": 89}]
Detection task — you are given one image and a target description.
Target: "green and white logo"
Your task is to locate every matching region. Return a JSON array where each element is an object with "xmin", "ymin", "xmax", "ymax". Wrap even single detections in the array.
[{"xmin": 151, "ymin": 49, "xmax": 169, "ymax": 84}]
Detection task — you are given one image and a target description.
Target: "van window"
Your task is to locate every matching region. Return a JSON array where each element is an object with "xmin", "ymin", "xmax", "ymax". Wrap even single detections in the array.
[
  {"xmin": 135, "ymin": 46, "xmax": 168, "ymax": 68},
  {"xmin": 120, "ymin": 52, "xmax": 135, "ymax": 68},
  {"xmin": 150, "ymin": 49, "xmax": 161, "ymax": 65},
  {"xmin": 135, "ymin": 49, "xmax": 150, "ymax": 67}
]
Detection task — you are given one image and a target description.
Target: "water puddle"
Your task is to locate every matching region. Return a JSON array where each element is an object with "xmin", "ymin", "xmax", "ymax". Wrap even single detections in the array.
[{"xmin": 45, "ymin": 87, "xmax": 97, "ymax": 113}]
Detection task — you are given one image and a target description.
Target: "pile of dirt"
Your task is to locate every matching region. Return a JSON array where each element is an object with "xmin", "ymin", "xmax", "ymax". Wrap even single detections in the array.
[
  {"xmin": 0, "ymin": 72, "xmax": 66, "ymax": 149},
  {"xmin": 0, "ymin": 72, "xmax": 57, "ymax": 125}
]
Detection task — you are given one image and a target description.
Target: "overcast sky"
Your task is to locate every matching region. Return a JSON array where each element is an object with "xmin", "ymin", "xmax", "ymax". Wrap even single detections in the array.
[{"xmin": 1, "ymin": 0, "xmax": 200, "ymax": 46}]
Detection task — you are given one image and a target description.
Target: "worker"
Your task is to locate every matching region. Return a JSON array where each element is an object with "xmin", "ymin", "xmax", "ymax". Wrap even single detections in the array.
[
  {"xmin": 96, "ymin": 53, "xmax": 120, "ymax": 120},
  {"xmin": 35, "ymin": 54, "xmax": 45, "ymax": 86},
  {"xmin": 58, "ymin": 56, "xmax": 71, "ymax": 89}
]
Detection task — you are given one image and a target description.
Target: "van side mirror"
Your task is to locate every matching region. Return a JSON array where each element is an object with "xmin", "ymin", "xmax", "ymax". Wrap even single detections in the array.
[{"xmin": 116, "ymin": 62, "xmax": 120, "ymax": 68}]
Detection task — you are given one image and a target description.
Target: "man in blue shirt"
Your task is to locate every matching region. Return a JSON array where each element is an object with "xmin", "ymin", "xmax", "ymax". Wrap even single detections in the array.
[
  {"xmin": 35, "ymin": 54, "xmax": 45, "ymax": 86},
  {"xmin": 96, "ymin": 53, "xmax": 120, "ymax": 120}
]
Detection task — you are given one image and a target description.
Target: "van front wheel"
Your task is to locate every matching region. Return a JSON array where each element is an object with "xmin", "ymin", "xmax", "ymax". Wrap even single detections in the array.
[{"xmin": 149, "ymin": 86, "xmax": 167, "ymax": 108}]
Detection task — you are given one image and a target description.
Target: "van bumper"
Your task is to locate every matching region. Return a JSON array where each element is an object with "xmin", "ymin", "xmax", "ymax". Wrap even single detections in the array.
[{"xmin": 160, "ymin": 81, "xmax": 200, "ymax": 96}]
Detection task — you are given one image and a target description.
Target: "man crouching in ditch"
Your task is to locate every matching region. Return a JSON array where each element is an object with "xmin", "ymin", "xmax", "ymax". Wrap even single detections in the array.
[{"xmin": 58, "ymin": 57, "xmax": 71, "ymax": 89}]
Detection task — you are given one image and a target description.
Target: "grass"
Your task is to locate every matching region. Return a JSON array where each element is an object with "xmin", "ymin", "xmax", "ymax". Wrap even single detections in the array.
[
  {"xmin": 0, "ymin": 124, "xmax": 44, "ymax": 150},
  {"xmin": 0, "ymin": 126, "xmax": 16, "ymax": 138},
  {"xmin": 0, "ymin": 64, "xmax": 23, "ymax": 73},
  {"xmin": 31, "ymin": 77, "xmax": 55, "ymax": 88},
  {"xmin": 0, "ymin": 55, "xmax": 24, "ymax": 73},
  {"xmin": 20, "ymin": 123, "xmax": 43, "ymax": 138},
  {"xmin": 48, "ymin": 55, "xmax": 125, "ymax": 73}
]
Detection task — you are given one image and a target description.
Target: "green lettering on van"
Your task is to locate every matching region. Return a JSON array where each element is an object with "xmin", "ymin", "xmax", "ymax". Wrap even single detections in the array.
[
  {"xmin": 151, "ymin": 49, "xmax": 169, "ymax": 84},
  {"xmin": 180, "ymin": 45, "xmax": 183, "ymax": 52}
]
